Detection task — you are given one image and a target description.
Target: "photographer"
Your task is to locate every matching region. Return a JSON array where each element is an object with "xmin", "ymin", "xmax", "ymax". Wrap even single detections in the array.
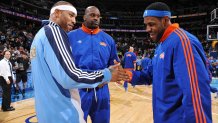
[{"xmin": 14, "ymin": 51, "xmax": 29, "ymax": 95}]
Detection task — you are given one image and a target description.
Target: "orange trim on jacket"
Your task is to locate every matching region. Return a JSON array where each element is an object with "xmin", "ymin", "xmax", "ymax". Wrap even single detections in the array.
[
  {"xmin": 174, "ymin": 28, "xmax": 207, "ymax": 123},
  {"xmin": 160, "ymin": 23, "xmax": 179, "ymax": 42},
  {"xmin": 81, "ymin": 24, "xmax": 100, "ymax": 34}
]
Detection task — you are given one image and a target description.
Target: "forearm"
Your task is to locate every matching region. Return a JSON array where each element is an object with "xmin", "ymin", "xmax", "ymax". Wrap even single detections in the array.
[{"xmin": 131, "ymin": 68, "xmax": 152, "ymax": 86}]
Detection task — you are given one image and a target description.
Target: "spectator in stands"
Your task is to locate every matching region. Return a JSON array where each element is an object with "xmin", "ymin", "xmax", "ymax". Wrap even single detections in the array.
[
  {"xmin": 68, "ymin": 6, "xmax": 121, "ymax": 123},
  {"xmin": 0, "ymin": 42, "xmax": 4, "ymax": 51},
  {"xmin": 0, "ymin": 50, "xmax": 3, "ymax": 60},
  {"xmin": 30, "ymin": 1, "xmax": 129, "ymax": 123},
  {"xmin": 208, "ymin": 56, "xmax": 216, "ymax": 76},
  {"xmin": 18, "ymin": 46, "xmax": 24, "ymax": 56},
  {"xmin": 206, "ymin": 55, "xmax": 218, "ymax": 98},
  {"xmin": 129, "ymin": 2, "xmax": 212, "ymax": 122},
  {"xmin": 214, "ymin": 58, "xmax": 218, "ymax": 77}
]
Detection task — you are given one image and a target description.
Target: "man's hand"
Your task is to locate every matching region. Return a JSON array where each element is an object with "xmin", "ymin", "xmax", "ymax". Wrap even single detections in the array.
[{"xmin": 109, "ymin": 64, "xmax": 130, "ymax": 82}]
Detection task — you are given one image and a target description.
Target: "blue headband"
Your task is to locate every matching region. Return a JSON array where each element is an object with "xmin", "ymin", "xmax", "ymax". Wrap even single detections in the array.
[{"xmin": 143, "ymin": 10, "xmax": 171, "ymax": 18}]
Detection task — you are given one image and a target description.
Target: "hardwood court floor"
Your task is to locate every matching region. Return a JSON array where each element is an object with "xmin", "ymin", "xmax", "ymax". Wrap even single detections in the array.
[{"xmin": 0, "ymin": 83, "xmax": 218, "ymax": 123}]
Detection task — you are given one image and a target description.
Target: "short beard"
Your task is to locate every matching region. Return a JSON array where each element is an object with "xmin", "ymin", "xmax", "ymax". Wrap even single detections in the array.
[
  {"xmin": 156, "ymin": 29, "xmax": 165, "ymax": 42},
  {"xmin": 89, "ymin": 25, "xmax": 98, "ymax": 29}
]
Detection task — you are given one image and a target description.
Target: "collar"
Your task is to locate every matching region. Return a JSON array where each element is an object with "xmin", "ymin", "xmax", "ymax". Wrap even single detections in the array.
[
  {"xmin": 41, "ymin": 20, "xmax": 50, "ymax": 26},
  {"xmin": 81, "ymin": 24, "xmax": 100, "ymax": 34},
  {"xmin": 4, "ymin": 58, "xmax": 9, "ymax": 62},
  {"xmin": 42, "ymin": 20, "xmax": 59, "ymax": 27},
  {"xmin": 160, "ymin": 23, "xmax": 179, "ymax": 42}
]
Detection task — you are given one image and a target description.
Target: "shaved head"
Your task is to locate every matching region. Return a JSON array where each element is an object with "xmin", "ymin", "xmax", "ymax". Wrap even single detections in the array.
[
  {"xmin": 85, "ymin": 6, "xmax": 99, "ymax": 15},
  {"xmin": 83, "ymin": 6, "xmax": 101, "ymax": 29}
]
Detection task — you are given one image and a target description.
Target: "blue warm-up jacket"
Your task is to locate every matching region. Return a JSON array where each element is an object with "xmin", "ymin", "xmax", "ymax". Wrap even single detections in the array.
[{"xmin": 131, "ymin": 24, "xmax": 212, "ymax": 123}]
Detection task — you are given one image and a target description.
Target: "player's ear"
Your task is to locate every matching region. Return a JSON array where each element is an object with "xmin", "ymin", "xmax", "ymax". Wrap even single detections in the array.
[{"xmin": 162, "ymin": 16, "xmax": 169, "ymax": 27}]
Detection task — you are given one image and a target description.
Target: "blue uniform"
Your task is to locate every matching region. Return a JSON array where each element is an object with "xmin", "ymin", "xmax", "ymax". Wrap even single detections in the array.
[
  {"xmin": 68, "ymin": 24, "xmax": 119, "ymax": 123},
  {"xmin": 123, "ymin": 51, "xmax": 137, "ymax": 69},
  {"xmin": 123, "ymin": 51, "xmax": 136, "ymax": 90},
  {"xmin": 133, "ymin": 57, "xmax": 152, "ymax": 85},
  {"xmin": 131, "ymin": 24, "xmax": 212, "ymax": 123},
  {"xmin": 141, "ymin": 57, "xmax": 152, "ymax": 69},
  {"xmin": 30, "ymin": 21, "xmax": 112, "ymax": 123}
]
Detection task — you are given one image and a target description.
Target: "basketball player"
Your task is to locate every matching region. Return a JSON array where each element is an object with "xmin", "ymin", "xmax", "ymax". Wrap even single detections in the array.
[
  {"xmin": 68, "ymin": 6, "xmax": 120, "ymax": 123},
  {"xmin": 129, "ymin": 2, "xmax": 212, "ymax": 123}
]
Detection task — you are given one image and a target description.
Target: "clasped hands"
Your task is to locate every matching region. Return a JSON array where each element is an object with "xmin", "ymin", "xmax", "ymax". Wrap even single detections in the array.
[{"xmin": 108, "ymin": 62, "xmax": 131, "ymax": 82}]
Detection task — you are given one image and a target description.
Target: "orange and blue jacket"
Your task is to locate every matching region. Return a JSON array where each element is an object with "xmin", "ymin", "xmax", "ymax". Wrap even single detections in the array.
[
  {"xmin": 131, "ymin": 23, "xmax": 212, "ymax": 123},
  {"xmin": 68, "ymin": 24, "xmax": 119, "ymax": 72}
]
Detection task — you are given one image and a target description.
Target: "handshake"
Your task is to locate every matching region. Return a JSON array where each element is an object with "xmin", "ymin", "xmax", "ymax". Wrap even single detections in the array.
[{"xmin": 108, "ymin": 60, "xmax": 132, "ymax": 83}]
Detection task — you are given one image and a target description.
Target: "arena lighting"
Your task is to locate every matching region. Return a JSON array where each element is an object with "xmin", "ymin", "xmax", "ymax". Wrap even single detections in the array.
[
  {"xmin": 109, "ymin": 17, "xmax": 119, "ymax": 19},
  {"xmin": 0, "ymin": 7, "xmax": 41, "ymax": 22},
  {"xmin": 171, "ymin": 15, "xmax": 177, "ymax": 18},
  {"xmin": 178, "ymin": 12, "xmax": 207, "ymax": 18},
  {"xmin": 102, "ymin": 28, "xmax": 146, "ymax": 32}
]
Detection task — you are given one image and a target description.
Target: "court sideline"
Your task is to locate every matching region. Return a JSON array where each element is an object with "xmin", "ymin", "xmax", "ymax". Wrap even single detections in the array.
[{"xmin": 0, "ymin": 82, "xmax": 217, "ymax": 123}]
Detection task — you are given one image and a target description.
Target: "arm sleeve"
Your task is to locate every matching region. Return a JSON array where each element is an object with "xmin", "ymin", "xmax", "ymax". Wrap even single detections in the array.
[
  {"xmin": 132, "ymin": 53, "xmax": 137, "ymax": 62},
  {"xmin": 39, "ymin": 25, "xmax": 111, "ymax": 89},
  {"xmin": 109, "ymin": 40, "xmax": 120, "ymax": 66},
  {"xmin": 173, "ymin": 33, "xmax": 211, "ymax": 122},
  {"xmin": 131, "ymin": 64, "xmax": 152, "ymax": 86},
  {"xmin": 0, "ymin": 61, "xmax": 10, "ymax": 81}
]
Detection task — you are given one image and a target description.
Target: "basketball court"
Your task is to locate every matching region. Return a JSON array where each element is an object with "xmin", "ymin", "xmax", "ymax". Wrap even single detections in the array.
[{"xmin": 0, "ymin": 82, "xmax": 218, "ymax": 123}]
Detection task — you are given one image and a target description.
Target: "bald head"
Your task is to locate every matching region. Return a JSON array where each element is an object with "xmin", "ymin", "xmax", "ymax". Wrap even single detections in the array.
[
  {"xmin": 83, "ymin": 6, "xmax": 101, "ymax": 29},
  {"xmin": 85, "ymin": 6, "xmax": 100, "ymax": 15},
  {"xmin": 129, "ymin": 47, "xmax": 134, "ymax": 52}
]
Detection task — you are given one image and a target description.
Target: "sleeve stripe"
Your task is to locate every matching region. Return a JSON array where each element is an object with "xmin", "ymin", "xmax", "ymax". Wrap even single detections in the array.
[
  {"xmin": 174, "ymin": 29, "xmax": 199, "ymax": 122},
  {"xmin": 174, "ymin": 29, "xmax": 206, "ymax": 123},
  {"xmin": 177, "ymin": 28, "xmax": 207, "ymax": 123},
  {"xmin": 47, "ymin": 21, "xmax": 104, "ymax": 82},
  {"xmin": 49, "ymin": 22, "xmax": 102, "ymax": 78},
  {"xmin": 53, "ymin": 25, "xmax": 103, "ymax": 78}
]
